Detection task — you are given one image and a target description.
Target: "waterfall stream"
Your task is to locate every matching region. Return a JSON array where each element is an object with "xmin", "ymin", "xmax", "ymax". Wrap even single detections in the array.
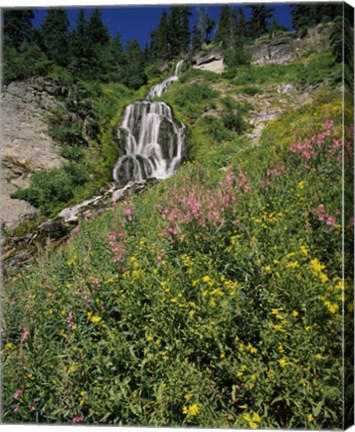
[
  {"xmin": 57, "ymin": 60, "xmax": 186, "ymax": 222},
  {"xmin": 113, "ymin": 60, "xmax": 186, "ymax": 188}
]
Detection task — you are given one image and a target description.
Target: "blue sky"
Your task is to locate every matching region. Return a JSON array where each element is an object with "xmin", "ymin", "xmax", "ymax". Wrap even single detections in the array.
[{"xmin": 32, "ymin": 4, "xmax": 293, "ymax": 48}]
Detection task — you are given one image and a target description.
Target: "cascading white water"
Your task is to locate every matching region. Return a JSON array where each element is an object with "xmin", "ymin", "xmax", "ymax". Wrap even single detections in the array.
[
  {"xmin": 113, "ymin": 60, "xmax": 185, "ymax": 186},
  {"xmin": 147, "ymin": 59, "xmax": 184, "ymax": 98}
]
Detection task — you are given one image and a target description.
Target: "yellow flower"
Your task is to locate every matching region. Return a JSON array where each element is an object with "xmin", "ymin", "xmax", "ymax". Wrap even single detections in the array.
[
  {"xmin": 311, "ymin": 258, "xmax": 325, "ymax": 274},
  {"xmin": 307, "ymin": 414, "xmax": 314, "ymax": 422},
  {"xmin": 183, "ymin": 404, "xmax": 200, "ymax": 416},
  {"xmin": 298, "ymin": 181, "xmax": 305, "ymax": 189},
  {"xmin": 220, "ymin": 352, "xmax": 225, "ymax": 359},
  {"xmin": 87, "ymin": 313, "xmax": 102, "ymax": 324},
  {"xmin": 292, "ymin": 310, "xmax": 299, "ymax": 317},
  {"xmin": 278, "ymin": 358, "xmax": 288, "ymax": 367},
  {"xmin": 320, "ymin": 273, "xmax": 329, "ymax": 283},
  {"xmin": 251, "ymin": 374, "xmax": 257, "ymax": 381},
  {"xmin": 264, "ymin": 265, "xmax": 272, "ymax": 273},
  {"xmin": 202, "ymin": 275, "xmax": 212, "ymax": 283},
  {"xmin": 286, "ymin": 261, "xmax": 299, "ymax": 269},
  {"xmin": 5, "ymin": 342, "xmax": 15, "ymax": 350},
  {"xmin": 171, "ymin": 298, "xmax": 177, "ymax": 303},
  {"xmin": 315, "ymin": 354, "xmax": 323, "ymax": 360},
  {"xmin": 184, "ymin": 393, "xmax": 193, "ymax": 401},
  {"xmin": 147, "ymin": 334, "xmax": 154, "ymax": 342},
  {"xmin": 252, "ymin": 413, "xmax": 261, "ymax": 423},
  {"xmin": 300, "ymin": 245, "xmax": 308, "ymax": 256},
  {"xmin": 324, "ymin": 300, "xmax": 339, "ymax": 314}
]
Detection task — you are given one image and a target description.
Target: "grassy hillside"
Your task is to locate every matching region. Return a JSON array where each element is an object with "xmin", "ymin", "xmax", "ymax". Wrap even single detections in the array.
[{"xmin": 2, "ymin": 49, "xmax": 353, "ymax": 427}]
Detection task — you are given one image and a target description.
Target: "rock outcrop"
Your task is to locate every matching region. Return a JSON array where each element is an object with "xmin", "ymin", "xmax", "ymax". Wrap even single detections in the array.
[
  {"xmin": 1, "ymin": 78, "xmax": 65, "ymax": 230},
  {"xmin": 252, "ymin": 23, "xmax": 332, "ymax": 65},
  {"xmin": 192, "ymin": 49, "xmax": 225, "ymax": 74}
]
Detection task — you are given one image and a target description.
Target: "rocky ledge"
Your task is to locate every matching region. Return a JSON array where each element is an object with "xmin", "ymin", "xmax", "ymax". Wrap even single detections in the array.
[{"xmin": 1, "ymin": 78, "xmax": 65, "ymax": 230}]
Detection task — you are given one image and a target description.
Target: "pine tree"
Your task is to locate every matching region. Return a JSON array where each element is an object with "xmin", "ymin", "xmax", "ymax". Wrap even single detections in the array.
[
  {"xmin": 215, "ymin": 5, "xmax": 238, "ymax": 49},
  {"xmin": 68, "ymin": 9, "xmax": 90, "ymax": 78},
  {"xmin": 191, "ymin": 23, "xmax": 202, "ymax": 53},
  {"xmin": 40, "ymin": 9, "xmax": 70, "ymax": 66},
  {"xmin": 124, "ymin": 39, "xmax": 146, "ymax": 89},
  {"xmin": 3, "ymin": 9, "xmax": 35, "ymax": 49},
  {"xmin": 238, "ymin": 8, "xmax": 247, "ymax": 39},
  {"xmin": 290, "ymin": 4, "xmax": 317, "ymax": 33},
  {"xmin": 169, "ymin": 6, "xmax": 191, "ymax": 58},
  {"xmin": 86, "ymin": 8, "xmax": 110, "ymax": 47},
  {"xmin": 150, "ymin": 10, "xmax": 170, "ymax": 61},
  {"xmin": 249, "ymin": 5, "xmax": 274, "ymax": 39},
  {"xmin": 204, "ymin": 8, "xmax": 215, "ymax": 45}
]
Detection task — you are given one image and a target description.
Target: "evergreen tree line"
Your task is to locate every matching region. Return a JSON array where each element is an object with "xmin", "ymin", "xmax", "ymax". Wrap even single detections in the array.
[{"xmin": 3, "ymin": 4, "xmax": 346, "ymax": 87}]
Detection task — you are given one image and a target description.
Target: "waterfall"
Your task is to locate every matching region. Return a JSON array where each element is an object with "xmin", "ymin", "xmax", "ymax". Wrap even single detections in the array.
[
  {"xmin": 147, "ymin": 59, "xmax": 184, "ymax": 99},
  {"xmin": 113, "ymin": 60, "xmax": 185, "ymax": 186}
]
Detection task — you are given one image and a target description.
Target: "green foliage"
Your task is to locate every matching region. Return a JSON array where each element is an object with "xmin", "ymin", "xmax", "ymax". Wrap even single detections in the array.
[
  {"xmin": 3, "ymin": 43, "xmax": 52, "ymax": 84},
  {"xmin": 162, "ymin": 83, "xmax": 219, "ymax": 121},
  {"xmin": 60, "ymin": 145, "xmax": 85, "ymax": 162},
  {"xmin": 11, "ymin": 164, "xmax": 87, "ymax": 215},
  {"xmin": 3, "ymin": 98, "xmax": 349, "ymax": 427},
  {"xmin": 231, "ymin": 52, "xmax": 340, "ymax": 87},
  {"xmin": 237, "ymin": 85, "xmax": 262, "ymax": 95},
  {"xmin": 39, "ymin": 9, "xmax": 70, "ymax": 67}
]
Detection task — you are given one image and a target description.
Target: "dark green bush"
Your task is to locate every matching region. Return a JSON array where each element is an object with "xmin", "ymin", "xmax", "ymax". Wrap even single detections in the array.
[
  {"xmin": 60, "ymin": 145, "xmax": 85, "ymax": 161},
  {"xmin": 11, "ymin": 162, "xmax": 88, "ymax": 215},
  {"xmin": 237, "ymin": 85, "xmax": 263, "ymax": 96}
]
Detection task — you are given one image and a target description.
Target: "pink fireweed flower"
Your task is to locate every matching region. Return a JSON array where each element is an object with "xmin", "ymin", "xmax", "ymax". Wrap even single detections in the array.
[
  {"xmin": 66, "ymin": 311, "xmax": 76, "ymax": 330},
  {"xmin": 14, "ymin": 404, "xmax": 20, "ymax": 413},
  {"xmin": 13, "ymin": 389, "xmax": 24, "ymax": 400},
  {"xmin": 108, "ymin": 232, "xmax": 116, "ymax": 242},
  {"xmin": 21, "ymin": 328, "xmax": 30, "ymax": 341},
  {"xmin": 123, "ymin": 204, "xmax": 135, "ymax": 222},
  {"xmin": 72, "ymin": 414, "xmax": 84, "ymax": 424}
]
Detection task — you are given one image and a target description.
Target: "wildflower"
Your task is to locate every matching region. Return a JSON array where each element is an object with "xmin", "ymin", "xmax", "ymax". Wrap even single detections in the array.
[
  {"xmin": 5, "ymin": 342, "xmax": 15, "ymax": 350},
  {"xmin": 324, "ymin": 300, "xmax": 339, "ymax": 314},
  {"xmin": 315, "ymin": 354, "xmax": 323, "ymax": 360},
  {"xmin": 21, "ymin": 328, "xmax": 30, "ymax": 341},
  {"xmin": 298, "ymin": 181, "xmax": 305, "ymax": 189},
  {"xmin": 13, "ymin": 389, "xmax": 24, "ymax": 400},
  {"xmin": 87, "ymin": 312, "xmax": 102, "ymax": 324},
  {"xmin": 308, "ymin": 414, "xmax": 314, "ymax": 422},
  {"xmin": 292, "ymin": 310, "xmax": 299, "ymax": 317},
  {"xmin": 72, "ymin": 414, "xmax": 84, "ymax": 424},
  {"xmin": 123, "ymin": 204, "xmax": 135, "ymax": 222},
  {"xmin": 286, "ymin": 261, "xmax": 299, "ymax": 269},
  {"xmin": 300, "ymin": 245, "xmax": 308, "ymax": 257},
  {"xmin": 264, "ymin": 265, "xmax": 272, "ymax": 273},
  {"xmin": 310, "ymin": 259, "xmax": 325, "ymax": 274},
  {"xmin": 14, "ymin": 404, "xmax": 20, "ymax": 413},
  {"xmin": 278, "ymin": 358, "xmax": 288, "ymax": 367},
  {"xmin": 182, "ymin": 404, "xmax": 200, "ymax": 416}
]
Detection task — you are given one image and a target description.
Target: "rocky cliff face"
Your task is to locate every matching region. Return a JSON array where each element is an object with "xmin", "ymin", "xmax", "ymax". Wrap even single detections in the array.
[
  {"xmin": 252, "ymin": 23, "xmax": 332, "ymax": 65},
  {"xmin": 1, "ymin": 78, "xmax": 65, "ymax": 230}
]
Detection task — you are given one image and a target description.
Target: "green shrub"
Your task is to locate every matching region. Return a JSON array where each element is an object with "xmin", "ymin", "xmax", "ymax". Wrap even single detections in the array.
[
  {"xmin": 11, "ymin": 162, "xmax": 89, "ymax": 215},
  {"xmin": 60, "ymin": 145, "xmax": 85, "ymax": 162},
  {"xmin": 237, "ymin": 85, "xmax": 263, "ymax": 96}
]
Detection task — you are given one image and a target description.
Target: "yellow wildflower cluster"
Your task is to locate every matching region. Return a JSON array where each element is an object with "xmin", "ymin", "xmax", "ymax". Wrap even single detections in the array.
[
  {"xmin": 243, "ymin": 412, "xmax": 261, "ymax": 429},
  {"xmin": 182, "ymin": 403, "xmax": 200, "ymax": 416},
  {"xmin": 87, "ymin": 312, "xmax": 102, "ymax": 324}
]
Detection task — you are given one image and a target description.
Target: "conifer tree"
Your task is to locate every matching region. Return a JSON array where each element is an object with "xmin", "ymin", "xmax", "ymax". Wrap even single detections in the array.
[
  {"xmin": 215, "ymin": 5, "xmax": 238, "ymax": 49},
  {"xmin": 249, "ymin": 5, "xmax": 274, "ymax": 39},
  {"xmin": 3, "ymin": 9, "xmax": 35, "ymax": 49},
  {"xmin": 150, "ymin": 11, "xmax": 170, "ymax": 60},
  {"xmin": 238, "ymin": 8, "xmax": 247, "ymax": 39},
  {"xmin": 124, "ymin": 39, "xmax": 146, "ymax": 89},
  {"xmin": 40, "ymin": 9, "xmax": 70, "ymax": 66}
]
